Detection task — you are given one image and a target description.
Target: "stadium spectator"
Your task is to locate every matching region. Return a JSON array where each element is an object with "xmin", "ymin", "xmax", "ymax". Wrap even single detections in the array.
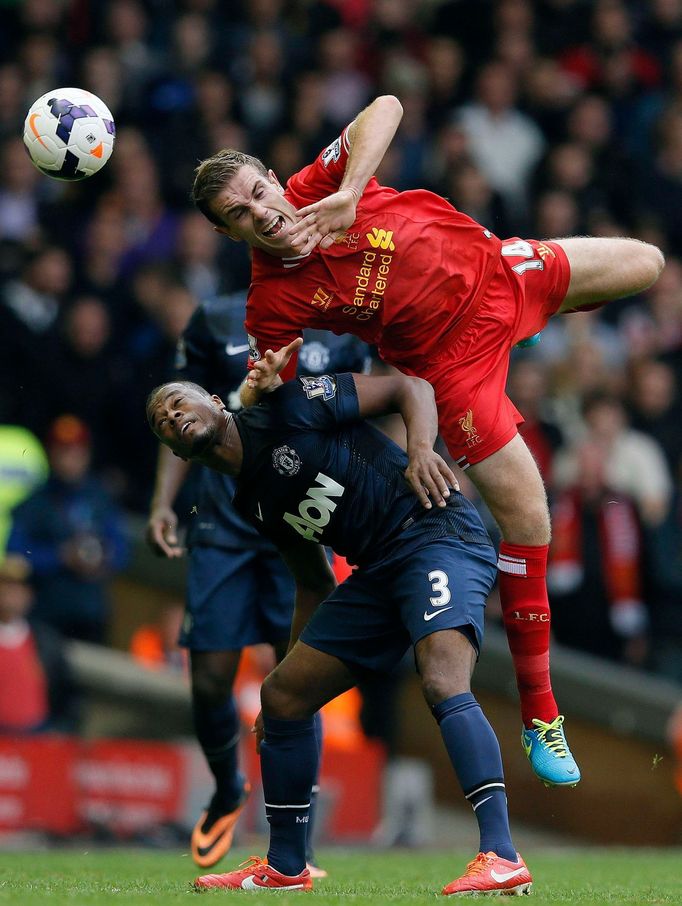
[
  {"xmin": 0, "ymin": 553, "xmax": 80, "ymax": 734},
  {"xmin": 455, "ymin": 60, "xmax": 546, "ymax": 224},
  {"xmin": 47, "ymin": 295, "xmax": 135, "ymax": 488},
  {"xmin": 554, "ymin": 391, "xmax": 673, "ymax": 528},
  {"xmin": 548, "ymin": 438, "xmax": 650, "ymax": 668},
  {"xmin": 0, "ymin": 244, "xmax": 72, "ymax": 433},
  {"xmin": 0, "ymin": 136, "xmax": 42, "ymax": 244},
  {"xmin": 507, "ymin": 358, "xmax": 563, "ymax": 486},
  {"xmin": 0, "ymin": 63, "xmax": 27, "ymax": 142},
  {"xmin": 7, "ymin": 415, "xmax": 129, "ymax": 644},
  {"xmin": 647, "ymin": 479, "xmax": 682, "ymax": 683},
  {"xmin": 0, "ymin": 424, "xmax": 48, "ymax": 555},
  {"xmin": 626, "ymin": 357, "xmax": 681, "ymax": 476}
]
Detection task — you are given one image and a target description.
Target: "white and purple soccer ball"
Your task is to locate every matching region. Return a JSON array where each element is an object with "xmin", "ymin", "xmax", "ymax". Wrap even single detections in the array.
[{"xmin": 23, "ymin": 87, "xmax": 115, "ymax": 181}]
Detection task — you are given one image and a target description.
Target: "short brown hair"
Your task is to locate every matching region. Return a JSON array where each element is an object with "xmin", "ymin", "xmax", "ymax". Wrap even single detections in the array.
[{"xmin": 191, "ymin": 150, "xmax": 268, "ymax": 226}]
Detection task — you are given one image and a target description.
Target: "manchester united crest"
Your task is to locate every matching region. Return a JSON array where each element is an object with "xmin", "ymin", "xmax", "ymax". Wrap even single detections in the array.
[{"xmin": 272, "ymin": 445, "xmax": 301, "ymax": 476}]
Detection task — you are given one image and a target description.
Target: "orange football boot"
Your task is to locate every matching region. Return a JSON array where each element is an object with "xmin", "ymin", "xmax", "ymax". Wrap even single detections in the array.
[{"xmin": 191, "ymin": 782, "xmax": 250, "ymax": 868}]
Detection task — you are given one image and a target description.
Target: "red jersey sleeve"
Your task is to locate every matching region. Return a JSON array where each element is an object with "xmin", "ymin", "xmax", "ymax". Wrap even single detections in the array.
[
  {"xmin": 246, "ymin": 318, "xmax": 301, "ymax": 382},
  {"xmin": 285, "ymin": 126, "xmax": 352, "ymax": 206}
]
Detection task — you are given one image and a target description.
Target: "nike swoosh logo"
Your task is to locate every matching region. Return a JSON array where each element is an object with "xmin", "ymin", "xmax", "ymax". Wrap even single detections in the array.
[
  {"xmin": 472, "ymin": 795, "xmax": 493, "ymax": 811},
  {"xmin": 255, "ymin": 502, "xmax": 263, "ymax": 521},
  {"xmin": 490, "ymin": 867, "xmax": 527, "ymax": 883},
  {"xmin": 195, "ymin": 827, "xmax": 230, "ymax": 858},
  {"xmin": 241, "ymin": 876, "xmax": 305, "ymax": 890},
  {"xmin": 226, "ymin": 343, "xmax": 250, "ymax": 356},
  {"xmin": 29, "ymin": 113, "xmax": 48, "ymax": 148},
  {"xmin": 423, "ymin": 606, "xmax": 453, "ymax": 622},
  {"xmin": 241, "ymin": 876, "xmax": 265, "ymax": 890}
]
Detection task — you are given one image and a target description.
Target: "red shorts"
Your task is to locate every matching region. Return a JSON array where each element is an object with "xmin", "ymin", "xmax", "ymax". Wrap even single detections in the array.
[{"xmin": 411, "ymin": 239, "xmax": 570, "ymax": 468}]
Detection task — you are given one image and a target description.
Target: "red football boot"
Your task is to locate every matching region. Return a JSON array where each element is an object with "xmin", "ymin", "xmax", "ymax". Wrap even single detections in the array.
[
  {"xmin": 194, "ymin": 856, "xmax": 312, "ymax": 891},
  {"xmin": 442, "ymin": 852, "xmax": 532, "ymax": 896}
]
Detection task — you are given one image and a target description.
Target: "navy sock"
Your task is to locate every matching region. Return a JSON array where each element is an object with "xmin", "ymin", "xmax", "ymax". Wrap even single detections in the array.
[
  {"xmin": 192, "ymin": 692, "xmax": 244, "ymax": 810},
  {"xmin": 432, "ymin": 692, "xmax": 516, "ymax": 862},
  {"xmin": 305, "ymin": 712, "xmax": 323, "ymax": 865},
  {"xmin": 262, "ymin": 715, "xmax": 318, "ymax": 876}
]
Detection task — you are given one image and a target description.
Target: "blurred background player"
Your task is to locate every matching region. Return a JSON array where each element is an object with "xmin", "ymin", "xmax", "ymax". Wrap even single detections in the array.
[
  {"xmin": 147, "ymin": 372, "xmax": 531, "ymax": 897},
  {"xmin": 191, "ymin": 94, "xmax": 665, "ymax": 787},
  {"xmin": 146, "ymin": 290, "xmax": 369, "ymax": 871}
]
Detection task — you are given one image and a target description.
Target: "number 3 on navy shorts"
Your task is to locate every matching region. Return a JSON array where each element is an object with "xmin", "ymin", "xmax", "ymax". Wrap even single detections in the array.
[
  {"xmin": 428, "ymin": 569, "xmax": 451, "ymax": 606},
  {"xmin": 423, "ymin": 569, "xmax": 453, "ymax": 622},
  {"xmin": 502, "ymin": 239, "xmax": 545, "ymax": 275}
]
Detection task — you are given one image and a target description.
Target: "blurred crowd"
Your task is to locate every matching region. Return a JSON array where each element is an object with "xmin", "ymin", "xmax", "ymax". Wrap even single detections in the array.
[{"xmin": 0, "ymin": 0, "xmax": 682, "ymax": 693}]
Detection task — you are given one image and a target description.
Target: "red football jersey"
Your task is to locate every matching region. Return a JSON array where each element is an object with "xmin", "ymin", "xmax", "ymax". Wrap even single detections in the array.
[{"xmin": 245, "ymin": 127, "xmax": 503, "ymax": 379}]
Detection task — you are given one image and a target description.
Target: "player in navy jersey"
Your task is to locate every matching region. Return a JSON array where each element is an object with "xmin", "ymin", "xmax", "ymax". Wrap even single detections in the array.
[
  {"xmin": 146, "ymin": 368, "xmax": 533, "ymax": 896},
  {"xmin": 146, "ymin": 292, "xmax": 370, "ymax": 872}
]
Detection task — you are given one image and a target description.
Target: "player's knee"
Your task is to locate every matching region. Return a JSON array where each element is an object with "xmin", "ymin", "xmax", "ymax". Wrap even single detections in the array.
[
  {"xmin": 192, "ymin": 667, "xmax": 233, "ymax": 706},
  {"xmin": 633, "ymin": 240, "xmax": 665, "ymax": 289},
  {"xmin": 419, "ymin": 648, "xmax": 472, "ymax": 707},
  {"xmin": 497, "ymin": 499, "xmax": 551, "ymax": 546},
  {"xmin": 261, "ymin": 669, "xmax": 311, "ymax": 720},
  {"xmin": 420, "ymin": 670, "xmax": 469, "ymax": 707}
]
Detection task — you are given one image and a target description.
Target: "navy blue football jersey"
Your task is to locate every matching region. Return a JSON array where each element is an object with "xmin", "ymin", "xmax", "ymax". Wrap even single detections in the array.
[
  {"xmin": 175, "ymin": 293, "xmax": 371, "ymax": 550},
  {"xmin": 232, "ymin": 374, "xmax": 490, "ymax": 566}
]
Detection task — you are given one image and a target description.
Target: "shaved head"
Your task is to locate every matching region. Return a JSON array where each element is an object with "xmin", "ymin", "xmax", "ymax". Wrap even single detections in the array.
[
  {"xmin": 146, "ymin": 381, "xmax": 212, "ymax": 430},
  {"xmin": 146, "ymin": 380, "xmax": 227, "ymax": 459}
]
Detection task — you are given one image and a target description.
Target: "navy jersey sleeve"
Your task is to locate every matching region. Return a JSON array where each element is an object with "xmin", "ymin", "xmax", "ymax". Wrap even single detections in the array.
[
  {"xmin": 269, "ymin": 372, "xmax": 360, "ymax": 431},
  {"xmin": 174, "ymin": 306, "xmax": 211, "ymax": 384}
]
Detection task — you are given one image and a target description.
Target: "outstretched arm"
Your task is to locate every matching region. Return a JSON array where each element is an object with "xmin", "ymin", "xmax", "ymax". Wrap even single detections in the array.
[
  {"xmin": 352, "ymin": 372, "xmax": 458, "ymax": 509},
  {"xmin": 289, "ymin": 95, "xmax": 403, "ymax": 250}
]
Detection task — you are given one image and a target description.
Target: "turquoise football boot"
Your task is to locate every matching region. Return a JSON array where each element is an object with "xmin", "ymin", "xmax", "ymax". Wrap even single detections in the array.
[
  {"xmin": 522, "ymin": 715, "xmax": 581, "ymax": 787},
  {"xmin": 515, "ymin": 332, "xmax": 542, "ymax": 348}
]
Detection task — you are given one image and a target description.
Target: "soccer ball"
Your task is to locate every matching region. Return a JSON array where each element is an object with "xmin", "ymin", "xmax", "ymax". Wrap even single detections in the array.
[{"xmin": 23, "ymin": 87, "xmax": 115, "ymax": 181}]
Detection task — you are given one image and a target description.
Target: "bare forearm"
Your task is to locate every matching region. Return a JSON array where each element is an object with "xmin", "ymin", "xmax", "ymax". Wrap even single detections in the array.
[
  {"xmin": 239, "ymin": 378, "xmax": 261, "ymax": 409},
  {"xmin": 287, "ymin": 581, "xmax": 335, "ymax": 652},
  {"xmin": 341, "ymin": 95, "xmax": 403, "ymax": 198},
  {"xmin": 396, "ymin": 378, "xmax": 439, "ymax": 454},
  {"xmin": 151, "ymin": 444, "xmax": 190, "ymax": 508},
  {"xmin": 352, "ymin": 372, "xmax": 455, "ymax": 507}
]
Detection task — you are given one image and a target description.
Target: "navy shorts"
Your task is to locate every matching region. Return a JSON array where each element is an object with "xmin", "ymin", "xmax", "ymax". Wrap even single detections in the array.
[
  {"xmin": 180, "ymin": 546, "xmax": 295, "ymax": 651},
  {"xmin": 300, "ymin": 516, "xmax": 497, "ymax": 676}
]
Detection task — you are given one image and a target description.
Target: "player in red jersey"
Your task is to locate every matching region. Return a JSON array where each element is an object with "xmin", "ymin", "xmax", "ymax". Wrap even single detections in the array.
[{"xmin": 190, "ymin": 95, "xmax": 665, "ymax": 787}]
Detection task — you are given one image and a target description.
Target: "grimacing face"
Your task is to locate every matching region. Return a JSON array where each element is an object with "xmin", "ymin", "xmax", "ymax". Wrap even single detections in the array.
[
  {"xmin": 151, "ymin": 385, "xmax": 224, "ymax": 458},
  {"xmin": 211, "ymin": 165, "xmax": 301, "ymax": 256}
]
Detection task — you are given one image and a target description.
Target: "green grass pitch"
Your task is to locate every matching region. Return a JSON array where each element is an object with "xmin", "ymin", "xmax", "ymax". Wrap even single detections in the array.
[{"xmin": 0, "ymin": 848, "xmax": 680, "ymax": 904}]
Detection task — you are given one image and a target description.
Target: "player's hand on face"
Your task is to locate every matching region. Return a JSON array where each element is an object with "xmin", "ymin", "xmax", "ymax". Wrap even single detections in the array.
[
  {"xmin": 146, "ymin": 505, "xmax": 184, "ymax": 558},
  {"xmin": 289, "ymin": 188, "xmax": 359, "ymax": 252},
  {"xmin": 246, "ymin": 337, "xmax": 303, "ymax": 390},
  {"xmin": 405, "ymin": 446, "xmax": 459, "ymax": 509}
]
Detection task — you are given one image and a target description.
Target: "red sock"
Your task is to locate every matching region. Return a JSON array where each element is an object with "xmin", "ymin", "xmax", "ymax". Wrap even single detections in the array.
[{"xmin": 497, "ymin": 541, "xmax": 558, "ymax": 727}]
